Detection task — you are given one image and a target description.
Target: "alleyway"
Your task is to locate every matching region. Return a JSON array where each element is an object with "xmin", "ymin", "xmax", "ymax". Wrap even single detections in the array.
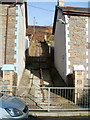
[
  {"xmin": 16, "ymin": 39, "xmax": 87, "ymax": 111},
  {"xmin": 0, "ymin": 1, "xmax": 89, "ymax": 117},
  {"xmin": 21, "ymin": 40, "xmax": 53, "ymax": 88},
  {"xmin": 18, "ymin": 40, "xmax": 55, "ymax": 109}
]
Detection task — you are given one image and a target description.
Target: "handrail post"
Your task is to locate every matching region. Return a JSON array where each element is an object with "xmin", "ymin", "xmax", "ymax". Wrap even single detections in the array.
[{"xmin": 48, "ymin": 88, "xmax": 50, "ymax": 111}]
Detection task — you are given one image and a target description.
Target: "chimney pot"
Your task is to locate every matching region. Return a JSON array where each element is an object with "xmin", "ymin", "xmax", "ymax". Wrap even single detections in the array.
[{"xmin": 58, "ymin": 0, "xmax": 64, "ymax": 6}]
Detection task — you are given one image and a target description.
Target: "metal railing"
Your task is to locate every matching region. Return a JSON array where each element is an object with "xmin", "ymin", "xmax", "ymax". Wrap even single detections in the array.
[{"xmin": 0, "ymin": 85, "xmax": 90, "ymax": 111}]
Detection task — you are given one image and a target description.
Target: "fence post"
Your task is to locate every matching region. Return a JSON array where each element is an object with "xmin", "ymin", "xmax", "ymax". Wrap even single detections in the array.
[{"xmin": 48, "ymin": 88, "xmax": 50, "ymax": 111}]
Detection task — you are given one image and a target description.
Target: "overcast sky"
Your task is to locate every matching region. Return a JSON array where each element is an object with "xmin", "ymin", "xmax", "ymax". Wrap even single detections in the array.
[{"xmin": 27, "ymin": 1, "xmax": 89, "ymax": 26}]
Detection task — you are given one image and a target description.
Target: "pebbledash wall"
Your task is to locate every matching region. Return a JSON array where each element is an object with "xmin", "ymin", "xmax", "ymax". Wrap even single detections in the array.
[
  {"xmin": 0, "ymin": 3, "xmax": 27, "ymax": 87},
  {"xmin": 54, "ymin": 9, "xmax": 89, "ymax": 87}
]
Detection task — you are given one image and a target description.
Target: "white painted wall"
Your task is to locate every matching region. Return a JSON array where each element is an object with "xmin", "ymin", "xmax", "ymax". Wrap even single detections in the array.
[
  {"xmin": 17, "ymin": 3, "xmax": 26, "ymax": 85},
  {"xmin": 54, "ymin": 9, "xmax": 66, "ymax": 82}
]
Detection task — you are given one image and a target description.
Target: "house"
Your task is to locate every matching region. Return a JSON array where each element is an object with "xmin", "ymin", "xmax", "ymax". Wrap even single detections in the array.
[
  {"xmin": 53, "ymin": 1, "xmax": 90, "ymax": 87},
  {"xmin": 0, "ymin": 1, "xmax": 28, "ymax": 87}
]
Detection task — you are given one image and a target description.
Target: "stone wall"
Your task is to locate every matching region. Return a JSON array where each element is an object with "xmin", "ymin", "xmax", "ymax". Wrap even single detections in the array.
[
  {"xmin": 2, "ymin": 70, "xmax": 17, "ymax": 95},
  {"xmin": 67, "ymin": 16, "xmax": 88, "ymax": 86},
  {"xmin": 0, "ymin": 3, "xmax": 27, "ymax": 89},
  {"xmin": 0, "ymin": 4, "xmax": 18, "ymax": 90},
  {"xmin": 0, "ymin": 4, "xmax": 18, "ymax": 65}
]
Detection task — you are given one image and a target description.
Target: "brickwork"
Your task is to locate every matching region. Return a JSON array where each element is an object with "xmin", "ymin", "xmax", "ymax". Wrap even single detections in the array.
[
  {"xmin": 68, "ymin": 16, "xmax": 88, "ymax": 85},
  {"xmin": 0, "ymin": 4, "xmax": 18, "ymax": 65}
]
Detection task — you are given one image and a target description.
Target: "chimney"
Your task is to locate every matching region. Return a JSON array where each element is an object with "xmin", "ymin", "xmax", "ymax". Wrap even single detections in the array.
[{"xmin": 57, "ymin": 0, "xmax": 64, "ymax": 6}]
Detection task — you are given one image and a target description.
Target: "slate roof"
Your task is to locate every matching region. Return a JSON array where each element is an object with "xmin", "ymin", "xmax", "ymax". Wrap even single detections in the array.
[
  {"xmin": 58, "ymin": 6, "xmax": 90, "ymax": 16},
  {"xmin": 52, "ymin": 5, "xmax": 90, "ymax": 35}
]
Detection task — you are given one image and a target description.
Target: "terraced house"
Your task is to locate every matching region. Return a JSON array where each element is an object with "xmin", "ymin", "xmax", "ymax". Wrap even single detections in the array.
[
  {"xmin": 53, "ymin": 1, "xmax": 90, "ymax": 88},
  {"xmin": 0, "ymin": 1, "xmax": 28, "ymax": 87}
]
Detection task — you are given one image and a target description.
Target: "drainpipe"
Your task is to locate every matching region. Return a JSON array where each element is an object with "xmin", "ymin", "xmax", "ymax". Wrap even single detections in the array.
[{"xmin": 4, "ymin": 2, "xmax": 17, "ymax": 64}]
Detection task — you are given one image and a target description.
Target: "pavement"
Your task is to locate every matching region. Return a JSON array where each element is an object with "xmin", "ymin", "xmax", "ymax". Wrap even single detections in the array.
[{"xmin": 29, "ymin": 110, "xmax": 90, "ymax": 117}]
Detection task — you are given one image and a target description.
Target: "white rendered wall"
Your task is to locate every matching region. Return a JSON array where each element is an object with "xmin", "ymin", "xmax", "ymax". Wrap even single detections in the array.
[
  {"xmin": 17, "ymin": 4, "xmax": 26, "ymax": 85},
  {"xmin": 54, "ymin": 9, "xmax": 66, "ymax": 82}
]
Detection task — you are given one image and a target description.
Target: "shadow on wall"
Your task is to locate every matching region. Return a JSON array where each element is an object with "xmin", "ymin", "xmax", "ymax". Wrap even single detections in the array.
[
  {"xmin": 25, "ymin": 41, "xmax": 49, "ymax": 69},
  {"xmin": 0, "ymin": 68, "xmax": 3, "ymax": 78},
  {"xmin": 25, "ymin": 48, "xmax": 29, "ymax": 67},
  {"xmin": 66, "ymin": 73, "xmax": 75, "ymax": 87},
  {"xmin": 25, "ymin": 41, "xmax": 50, "ymax": 85}
]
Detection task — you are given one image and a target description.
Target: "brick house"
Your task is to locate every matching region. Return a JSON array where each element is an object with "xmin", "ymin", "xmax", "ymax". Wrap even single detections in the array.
[
  {"xmin": 53, "ymin": 3, "xmax": 90, "ymax": 87},
  {"xmin": 0, "ymin": 1, "xmax": 28, "ymax": 87}
]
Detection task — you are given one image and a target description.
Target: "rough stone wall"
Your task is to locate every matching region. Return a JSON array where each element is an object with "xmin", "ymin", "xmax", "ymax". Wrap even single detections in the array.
[
  {"xmin": 68, "ymin": 16, "xmax": 88, "ymax": 85},
  {"xmin": 0, "ymin": 4, "xmax": 18, "ymax": 65},
  {"xmin": 2, "ymin": 71, "xmax": 17, "ymax": 95},
  {"xmin": 0, "ymin": 4, "xmax": 18, "ymax": 89}
]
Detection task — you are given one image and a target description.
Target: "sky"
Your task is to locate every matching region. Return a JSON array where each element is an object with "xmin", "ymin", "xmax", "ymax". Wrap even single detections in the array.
[{"xmin": 27, "ymin": 1, "xmax": 89, "ymax": 26}]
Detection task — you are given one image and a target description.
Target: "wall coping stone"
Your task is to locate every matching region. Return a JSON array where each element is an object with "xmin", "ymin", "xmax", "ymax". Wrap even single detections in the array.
[
  {"xmin": 73, "ymin": 65, "xmax": 85, "ymax": 71},
  {"xmin": 1, "ymin": 64, "xmax": 15, "ymax": 71}
]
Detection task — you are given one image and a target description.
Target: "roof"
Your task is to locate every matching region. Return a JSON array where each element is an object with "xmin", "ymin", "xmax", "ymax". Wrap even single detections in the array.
[
  {"xmin": 0, "ymin": 0, "xmax": 25, "ymax": 3},
  {"xmin": 52, "ymin": 5, "xmax": 90, "ymax": 35},
  {"xmin": 58, "ymin": 6, "xmax": 90, "ymax": 16}
]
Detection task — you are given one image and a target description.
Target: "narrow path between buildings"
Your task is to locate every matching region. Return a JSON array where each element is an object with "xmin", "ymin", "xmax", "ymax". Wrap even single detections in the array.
[{"xmin": 18, "ymin": 40, "xmax": 82, "ymax": 111}]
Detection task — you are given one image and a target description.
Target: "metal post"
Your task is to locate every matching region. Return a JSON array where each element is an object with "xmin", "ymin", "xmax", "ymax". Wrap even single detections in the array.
[
  {"xmin": 48, "ymin": 88, "xmax": 50, "ymax": 111},
  {"xmin": 33, "ymin": 16, "xmax": 36, "ymax": 35}
]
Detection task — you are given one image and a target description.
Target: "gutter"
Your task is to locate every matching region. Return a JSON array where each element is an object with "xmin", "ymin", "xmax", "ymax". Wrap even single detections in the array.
[{"xmin": 4, "ymin": 2, "xmax": 17, "ymax": 64}]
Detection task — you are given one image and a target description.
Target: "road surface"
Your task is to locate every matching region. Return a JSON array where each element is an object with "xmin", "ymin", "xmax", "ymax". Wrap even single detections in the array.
[{"xmin": 28, "ymin": 116, "xmax": 90, "ymax": 120}]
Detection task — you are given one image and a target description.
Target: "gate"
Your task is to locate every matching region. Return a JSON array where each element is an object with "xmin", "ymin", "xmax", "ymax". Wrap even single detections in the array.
[{"xmin": 0, "ymin": 85, "xmax": 90, "ymax": 111}]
